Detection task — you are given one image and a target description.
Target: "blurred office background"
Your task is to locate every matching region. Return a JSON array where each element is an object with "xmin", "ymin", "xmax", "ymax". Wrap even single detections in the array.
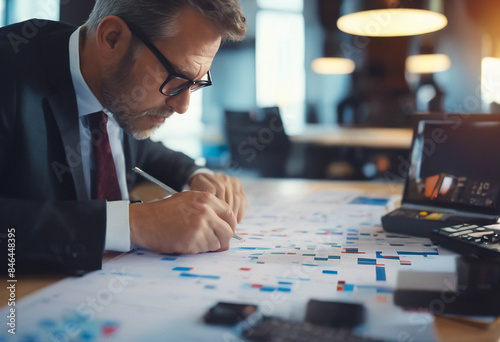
[{"xmin": 2, "ymin": 0, "xmax": 500, "ymax": 180}]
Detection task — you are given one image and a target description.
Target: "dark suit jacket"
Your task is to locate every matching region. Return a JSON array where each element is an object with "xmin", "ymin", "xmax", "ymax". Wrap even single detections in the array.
[{"xmin": 0, "ymin": 20, "xmax": 201, "ymax": 273}]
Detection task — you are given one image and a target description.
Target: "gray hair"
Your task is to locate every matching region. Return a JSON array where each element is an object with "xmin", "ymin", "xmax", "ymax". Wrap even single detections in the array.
[{"xmin": 85, "ymin": 0, "xmax": 247, "ymax": 43}]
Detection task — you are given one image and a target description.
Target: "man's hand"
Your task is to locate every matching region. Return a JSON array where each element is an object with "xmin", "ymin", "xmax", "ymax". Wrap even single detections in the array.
[
  {"xmin": 189, "ymin": 173, "xmax": 247, "ymax": 223},
  {"xmin": 129, "ymin": 191, "xmax": 237, "ymax": 254}
]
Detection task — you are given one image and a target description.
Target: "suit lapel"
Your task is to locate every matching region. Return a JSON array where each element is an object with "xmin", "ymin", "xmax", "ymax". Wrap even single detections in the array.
[
  {"xmin": 47, "ymin": 90, "xmax": 87, "ymax": 200},
  {"xmin": 43, "ymin": 27, "xmax": 88, "ymax": 200}
]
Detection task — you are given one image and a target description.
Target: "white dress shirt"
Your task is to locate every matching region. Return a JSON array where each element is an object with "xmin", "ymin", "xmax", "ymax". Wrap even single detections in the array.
[{"xmin": 69, "ymin": 27, "xmax": 131, "ymax": 252}]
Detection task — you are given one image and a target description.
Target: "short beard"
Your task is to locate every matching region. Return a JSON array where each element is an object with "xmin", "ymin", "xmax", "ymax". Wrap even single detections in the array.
[{"xmin": 100, "ymin": 44, "xmax": 174, "ymax": 140}]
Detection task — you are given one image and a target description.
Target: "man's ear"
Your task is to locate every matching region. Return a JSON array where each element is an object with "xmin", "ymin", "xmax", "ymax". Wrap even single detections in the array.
[{"xmin": 95, "ymin": 16, "xmax": 132, "ymax": 62}]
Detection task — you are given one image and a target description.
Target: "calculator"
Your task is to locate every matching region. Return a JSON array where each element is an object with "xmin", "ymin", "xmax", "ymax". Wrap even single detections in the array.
[
  {"xmin": 432, "ymin": 223, "xmax": 500, "ymax": 258},
  {"xmin": 238, "ymin": 316, "xmax": 384, "ymax": 342}
]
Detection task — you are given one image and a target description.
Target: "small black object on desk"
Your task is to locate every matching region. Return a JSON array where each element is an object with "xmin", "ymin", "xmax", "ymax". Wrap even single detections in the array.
[
  {"xmin": 204, "ymin": 302, "xmax": 257, "ymax": 326},
  {"xmin": 394, "ymin": 255, "xmax": 500, "ymax": 316},
  {"xmin": 236, "ymin": 300, "xmax": 380, "ymax": 342},
  {"xmin": 305, "ymin": 299, "xmax": 365, "ymax": 329}
]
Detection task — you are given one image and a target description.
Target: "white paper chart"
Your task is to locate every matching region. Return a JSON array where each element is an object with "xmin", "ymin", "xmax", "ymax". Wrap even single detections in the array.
[{"xmin": 0, "ymin": 184, "xmax": 457, "ymax": 342}]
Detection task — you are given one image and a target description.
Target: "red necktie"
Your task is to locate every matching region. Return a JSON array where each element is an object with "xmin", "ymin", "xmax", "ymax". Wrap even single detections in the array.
[{"xmin": 88, "ymin": 112, "xmax": 122, "ymax": 201}]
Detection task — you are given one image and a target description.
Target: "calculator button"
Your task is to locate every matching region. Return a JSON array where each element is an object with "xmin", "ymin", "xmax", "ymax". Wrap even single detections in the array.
[
  {"xmin": 469, "ymin": 231, "xmax": 494, "ymax": 238},
  {"xmin": 428, "ymin": 213, "xmax": 444, "ymax": 220},
  {"xmin": 484, "ymin": 224, "xmax": 500, "ymax": 230},
  {"xmin": 481, "ymin": 236, "xmax": 492, "ymax": 243},
  {"xmin": 450, "ymin": 230, "xmax": 473, "ymax": 237},
  {"xmin": 434, "ymin": 224, "xmax": 500, "ymax": 258}
]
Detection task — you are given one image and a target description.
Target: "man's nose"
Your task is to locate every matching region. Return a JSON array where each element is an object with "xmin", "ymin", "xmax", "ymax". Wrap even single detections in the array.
[{"xmin": 165, "ymin": 90, "xmax": 191, "ymax": 114}]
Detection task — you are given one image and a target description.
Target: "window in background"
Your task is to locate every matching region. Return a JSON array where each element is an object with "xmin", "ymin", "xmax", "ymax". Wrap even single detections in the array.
[
  {"xmin": 150, "ymin": 91, "xmax": 204, "ymax": 162},
  {"xmin": 0, "ymin": 0, "xmax": 5, "ymax": 27},
  {"xmin": 256, "ymin": 0, "xmax": 305, "ymax": 132},
  {"xmin": 481, "ymin": 57, "xmax": 500, "ymax": 109},
  {"xmin": 257, "ymin": 0, "xmax": 303, "ymax": 12},
  {"xmin": 3, "ymin": 0, "xmax": 59, "ymax": 25}
]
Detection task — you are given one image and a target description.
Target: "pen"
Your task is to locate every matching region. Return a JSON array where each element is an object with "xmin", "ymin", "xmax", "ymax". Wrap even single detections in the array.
[
  {"xmin": 132, "ymin": 167, "xmax": 177, "ymax": 194},
  {"xmin": 132, "ymin": 167, "xmax": 243, "ymax": 241}
]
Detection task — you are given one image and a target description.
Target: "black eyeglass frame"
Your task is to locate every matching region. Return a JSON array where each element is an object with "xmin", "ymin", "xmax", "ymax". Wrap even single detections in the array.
[{"xmin": 122, "ymin": 20, "xmax": 212, "ymax": 97}]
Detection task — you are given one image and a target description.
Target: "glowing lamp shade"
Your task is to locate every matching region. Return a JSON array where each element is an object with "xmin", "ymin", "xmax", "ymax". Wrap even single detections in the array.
[
  {"xmin": 311, "ymin": 57, "xmax": 356, "ymax": 75},
  {"xmin": 337, "ymin": 9, "xmax": 448, "ymax": 37},
  {"xmin": 406, "ymin": 54, "xmax": 451, "ymax": 74}
]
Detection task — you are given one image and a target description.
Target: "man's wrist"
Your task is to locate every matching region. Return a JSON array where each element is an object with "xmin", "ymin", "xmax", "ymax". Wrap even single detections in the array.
[{"xmin": 184, "ymin": 168, "xmax": 214, "ymax": 190}]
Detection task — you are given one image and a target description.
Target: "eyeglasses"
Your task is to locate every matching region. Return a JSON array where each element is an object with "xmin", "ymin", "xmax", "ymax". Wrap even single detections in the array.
[{"xmin": 123, "ymin": 20, "xmax": 212, "ymax": 97}]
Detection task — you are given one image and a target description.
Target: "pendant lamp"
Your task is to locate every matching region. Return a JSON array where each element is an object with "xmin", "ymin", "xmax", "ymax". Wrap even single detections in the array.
[{"xmin": 337, "ymin": 0, "xmax": 447, "ymax": 37}]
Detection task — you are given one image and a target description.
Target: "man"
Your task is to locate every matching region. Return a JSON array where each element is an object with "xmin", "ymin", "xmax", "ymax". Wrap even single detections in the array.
[{"xmin": 0, "ymin": 0, "xmax": 247, "ymax": 273}]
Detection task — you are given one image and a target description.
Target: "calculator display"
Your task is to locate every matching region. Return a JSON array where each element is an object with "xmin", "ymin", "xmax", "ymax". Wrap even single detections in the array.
[{"xmin": 403, "ymin": 119, "xmax": 500, "ymax": 215}]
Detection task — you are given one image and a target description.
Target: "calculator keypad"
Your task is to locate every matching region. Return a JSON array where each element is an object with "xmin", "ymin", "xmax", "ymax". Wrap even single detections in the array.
[
  {"xmin": 434, "ymin": 223, "xmax": 500, "ymax": 257},
  {"xmin": 241, "ymin": 317, "xmax": 383, "ymax": 342}
]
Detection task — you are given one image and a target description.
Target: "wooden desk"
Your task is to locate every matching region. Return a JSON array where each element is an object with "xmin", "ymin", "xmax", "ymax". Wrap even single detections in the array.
[
  {"xmin": 2, "ymin": 179, "xmax": 499, "ymax": 342},
  {"xmin": 288, "ymin": 125, "xmax": 413, "ymax": 149},
  {"xmin": 202, "ymin": 124, "xmax": 414, "ymax": 149}
]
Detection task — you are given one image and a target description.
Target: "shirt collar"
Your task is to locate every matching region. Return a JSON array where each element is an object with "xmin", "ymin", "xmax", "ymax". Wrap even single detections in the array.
[{"xmin": 69, "ymin": 27, "xmax": 105, "ymax": 117}]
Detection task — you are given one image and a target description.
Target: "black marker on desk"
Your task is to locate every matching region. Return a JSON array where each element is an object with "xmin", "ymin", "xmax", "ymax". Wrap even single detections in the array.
[{"xmin": 132, "ymin": 167, "xmax": 244, "ymax": 241}]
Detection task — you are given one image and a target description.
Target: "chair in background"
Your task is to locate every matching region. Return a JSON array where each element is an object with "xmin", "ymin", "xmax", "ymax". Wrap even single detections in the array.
[{"xmin": 224, "ymin": 107, "xmax": 291, "ymax": 178}]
